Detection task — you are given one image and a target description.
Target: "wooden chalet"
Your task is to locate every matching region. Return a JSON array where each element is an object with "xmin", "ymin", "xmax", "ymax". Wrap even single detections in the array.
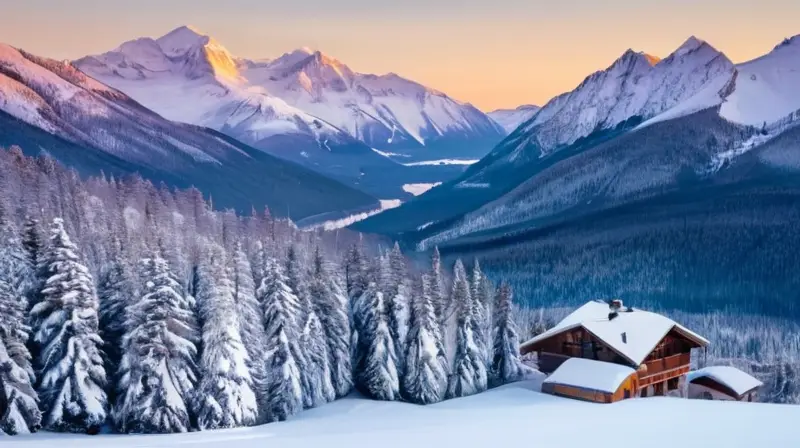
[
  {"xmin": 521, "ymin": 300, "xmax": 710, "ymax": 402},
  {"xmin": 687, "ymin": 366, "xmax": 763, "ymax": 402}
]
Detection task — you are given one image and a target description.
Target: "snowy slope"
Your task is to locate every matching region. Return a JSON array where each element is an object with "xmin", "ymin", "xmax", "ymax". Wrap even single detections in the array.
[
  {"xmin": 509, "ymin": 37, "xmax": 734, "ymax": 159},
  {"xmin": 720, "ymin": 35, "xmax": 800, "ymax": 127},
  {"xmin": 488, "ymin": 104, "xmax": 541, "ymax": 134},
  {"xmin": 5, "ymin": 381, "xmax": 800, "ymax": 447},
  {"xmin": 74, "ymin": 26, "xmax": 353, "ymax": 149},
  {"xmin": 75, "ymin": 26, "xmax": 503, "ymax": 162},
  {"xmin": 242, "ymin": 48, "xmax": 504, "ymax": 154},
  {"xmin": 0, "ymin": 42, "xmax": 378, "ymax": 219}
]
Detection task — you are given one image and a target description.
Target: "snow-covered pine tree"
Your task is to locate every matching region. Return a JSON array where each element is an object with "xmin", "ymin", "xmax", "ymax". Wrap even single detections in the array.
[
  {"xmin": 354, "ymin": 267, "xmax": 400, "ymax": 401},
  {"xmin": 470, "ymin": 259, "xmax": 490, "ymax": 366},
  {"xmin": 490, "ymin": 283, "xmax": 527, "ymax": 387},
  {"xmin": 0, "ymin": 280, "xmax": 41, "ymax": 435},
  {"xmin": 402, "ymin": 274, "xmax": 448, "ymax": 405},
  {"xmin": 97, "ymin": 243, "xmax": 134, "ymax": 378},
  {"xmin": 286, "ymin": 245, "xmax": 334, "ymax": 407},
  {"xmin": 30, "ymin": 218, "xmax": 107, "ymax": 433},
  {"xmin": 21, "ymin": 216, "xmax": 42, "ymax": 269},
  {"xmin": 0, "ymin": 214, "xmax": 34, "ymax": 298},
  {"xmin": 386, "ymin": 243, "xmax": 410, "ymax": 375},
  {"xmin": 446, "ymin": 259, "xmax": 487, "ymax": 399},
  {"xmin": 257, "ymin": 256, "xmax": 303, "ymax": 422},
  {"xmin": 114, "ymin": 254, "xmax": 199, "ymax": 434},
  {"xmin": 195, "ymin": 245, "xmax": 257, "ymax": 430},
  {"xmin": 430, "ymin": 247, "xmax": 446, "ymax": 327},
  {"xmin": 229, "ymin": 242, "xmax": 268, "ymax": 405},
  {"xmin": 344, "ymin": 243, "xmax": 369, "ymax": 369},
  {"xmin": 309, "ymin": 247, "xmax": 352, "ymax": 398}
]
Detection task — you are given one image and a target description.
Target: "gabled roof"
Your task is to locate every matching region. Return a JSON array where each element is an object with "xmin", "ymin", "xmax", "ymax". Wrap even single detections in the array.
[
  {"xmin": 521, "ymin": 301, "xmax": 709, "ymax": 366},
  {"xmin": 543, "ymin": 358, "xmax": 636, "ymax": 394},
  {"xmin": 688, "ymin": 366, "xmax": 763, "ymax": 397}
]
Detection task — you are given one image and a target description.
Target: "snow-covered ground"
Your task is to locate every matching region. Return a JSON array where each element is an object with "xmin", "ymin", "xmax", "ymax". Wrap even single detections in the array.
[
  {"xmin": 7, "ymin": 380, "xmax": 800, "ymax": 447},
  {"xmin": 402, "ymin": 183, "xmax": 442, "ymax": 196},
  {"xmin": 402, "ymin": 159, "xmax": 479, "ymax": 166}
]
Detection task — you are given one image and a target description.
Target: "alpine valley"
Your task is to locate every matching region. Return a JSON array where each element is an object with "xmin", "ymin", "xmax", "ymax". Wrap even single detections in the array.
[{"xmin": 354, "ymin": 35, "xmax": 800, "ymax": 318}]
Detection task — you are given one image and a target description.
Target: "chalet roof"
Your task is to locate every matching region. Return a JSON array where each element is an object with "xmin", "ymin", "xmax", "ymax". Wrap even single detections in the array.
[
  {"xmin": 543, "ymin": 358, "xmax": 636, "ymax": 394},
  {"xmin": 688, "ymin": 366, "xmax": 763, "ymax": 397},
  {"xmin": 521, "ymin": 300, "xmax": 710, "ymax": 366}
]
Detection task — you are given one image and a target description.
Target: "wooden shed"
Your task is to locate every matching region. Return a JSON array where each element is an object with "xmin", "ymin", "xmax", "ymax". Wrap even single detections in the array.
[
  {"xmin": 521, "ymin": 300, "xmax": 710, "ymax": 401},
  {"xmin": 542, "ymin": 358, "xmax": 639, "ymax": 403},
  {"xmin": 687, "ymin": 366, "xmax": 763, "ymax": 402}
]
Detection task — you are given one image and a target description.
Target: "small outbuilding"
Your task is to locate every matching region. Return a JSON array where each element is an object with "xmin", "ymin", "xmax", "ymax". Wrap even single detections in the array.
[
  {"xmin": 687, "ymin": 366, "xmax": 763, "ymax": 402},
  {"xmin": 542, "ymin": 358, "xmax": 639, "ymax": 403}
]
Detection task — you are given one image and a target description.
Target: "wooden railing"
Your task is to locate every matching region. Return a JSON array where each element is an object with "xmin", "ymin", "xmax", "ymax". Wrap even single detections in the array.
[{"xmin": 642, "ymin": 353, "xmax": 691, "ymax": 376}]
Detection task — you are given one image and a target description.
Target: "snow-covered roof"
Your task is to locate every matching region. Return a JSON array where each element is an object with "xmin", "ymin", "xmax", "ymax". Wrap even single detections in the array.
[
  {"xmin": 688, "ymin": 366, "xmax": 764, "ymax": 397},
  {"xmin": 521, "ymin": 301, "xmax": 709, "ymax": 366},
  {"xmin": 544, "ymin": 358, "xmax": 636, "ymax": 394}
]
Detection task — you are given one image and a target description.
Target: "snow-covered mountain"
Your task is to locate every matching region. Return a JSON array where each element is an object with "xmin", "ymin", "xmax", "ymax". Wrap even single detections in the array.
[
  {"xmin": 354, "ymin": 35, "xmax": 800, "ymax": 239},
  {"xmin": 75, "ymin": 26, "xmax": 503, "ymax": 164},
  {"xmin": 0, "ymin": 42, "xmax": 378, "ymax": 219},
  {"xmin": 488, "ymin": 105, "xmax": 541, "ymax": 134}
]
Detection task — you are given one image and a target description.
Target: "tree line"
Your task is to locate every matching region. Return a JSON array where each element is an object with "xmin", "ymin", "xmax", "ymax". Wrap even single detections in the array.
[{"xmin": 0, "ymin": 146, "xmax": 527, "ymax": 435}]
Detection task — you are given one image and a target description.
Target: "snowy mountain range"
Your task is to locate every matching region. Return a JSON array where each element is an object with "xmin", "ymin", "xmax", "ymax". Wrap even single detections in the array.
[
  {"xmin": 0, "ymin": 42, "xmax": 378, "ymax": 219},
  {"xmin": 488, "ymin": 104, "xmax": 541, "ymax": 134},
  {"xmin": 75, "ymin": 26, "xmax": 504, "ymax": 164},
  {"xmin": 355, "ymin": 34, "xmax": 800, "ymax": 244}
]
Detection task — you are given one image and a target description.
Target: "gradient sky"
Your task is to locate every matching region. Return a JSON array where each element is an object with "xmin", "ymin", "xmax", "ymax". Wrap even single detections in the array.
[{"xmin": 2, "ymin": 0, "xmax": 799, "ymax": 110}]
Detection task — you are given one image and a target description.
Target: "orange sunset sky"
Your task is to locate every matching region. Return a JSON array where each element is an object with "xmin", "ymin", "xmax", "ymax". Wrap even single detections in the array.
[{"xmin": 2, "ymin": 0, "xmax": 798, "ymax": 111}]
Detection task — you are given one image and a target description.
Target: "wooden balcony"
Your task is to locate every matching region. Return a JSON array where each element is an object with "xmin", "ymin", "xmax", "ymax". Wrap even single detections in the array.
[{"xmin": 638, "ymin": 353, "xmax": 691, "ymax": 388}]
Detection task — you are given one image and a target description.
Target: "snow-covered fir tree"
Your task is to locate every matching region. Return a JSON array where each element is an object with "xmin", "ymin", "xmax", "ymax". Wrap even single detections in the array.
[
  {"xmin": 430, "ymin": 247, "xmax": 446, "ymax": 327},
  {"xmin": 309, "ymin": 247, "xmax": 352, "ymax": 398},
  {"xmin": 470, "ymin": 259, "xmax": 491, "ymax": 365},
  {"xmin": 354, "ymin": 266, "xmax": 400, "ymax": 401},
  {"xmin": 97, "ymin": 243, "xmax": 134, "ymax": 378},
  {"xmin": 30, "ymin": 218, "xmax": 107, "ymax": 433},
  {"xmin": 114, "ymin": 254, "xmax": 199, "ymax": 434},
  {"xmin": 257, "ymin": 256, "xmax": 304, "ymax": 423},
  {"xmin": 195, "ymin": 244, "xmax": 257, "ymax": 430},
  {"xmin": 286, "ymin": 245, "xmax": 334, "ymax": 407},
  {"xmin": 21, "ymin": 216, "xmax": 42, "ymax": 270},
  {"xmin": 385, "ymin": 243, "xmax": 410, "ymax": 375},
  {"xmin": 446, "ymin": 259, "xmax": 487, "ymax": 399},
  {"xmin": 229, "ymin": 242, "xmax": 267, "ymax": 404},
  {"xmin": 0, "ymin": 280, "xmax": 41, "ymax": 435},
  {"xmin": 490, "ymin": 283, "xmax": 526, "ymax": 387},
  {"xmin": 402, "ymin": 274, "xmax": 448, "ymax": 405},
  {"xmin": 344, "ymin": 243, "xmax": 369, "ymax": 369}
]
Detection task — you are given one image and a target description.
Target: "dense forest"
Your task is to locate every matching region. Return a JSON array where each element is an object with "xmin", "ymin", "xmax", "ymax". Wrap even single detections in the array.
[{"xmin": 0, "ymin": 146, "xmax": 527, "ymax": 436}]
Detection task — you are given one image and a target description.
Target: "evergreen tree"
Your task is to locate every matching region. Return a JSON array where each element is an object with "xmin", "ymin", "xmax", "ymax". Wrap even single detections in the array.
[
  {"xmin": 21, "ymin": 216, "xmax": 42, "ymax": 273},
  {"xmin": 286, "ymin": 245, "xmax": 334, "ymax": 407},
  {"xmin": 490, "ymin": 283, "xmax": 527, "ymax": 387},
  {"xmin": 402, "ymin": 274, "xmax": 448, "ymax": 405},
  {"xmin": 309, "ymin": 247, "xmax": 352, "ymax": 398},
  {"xmin": 30, "ymin": 218, "xmax": 107, "ymax": 433},
  {"xmin": 470, "ymin": 259, "xmax": 490, "ymax": 366},
  {"xmin": 257, "ymin": 257, "xmax": 303, "ymax": 422},
  {"xmin": 114, "ymin": 254, "xmax": 199, "ymax": 434},
  {"xmin": 229, "ymin": 243, "xmax": 267, "ymax": 400},
  {"xmin": 386, "ymin": 243, "xmax": 410, "ymax": 375},
  {"xmin": 344, "ymin": 244, "xmax": 368, "ymax": 369},
  {"xmin": 0, "ymin": 281, "xmax": 41, "ymax": 435},
  {"xmin": 354, "ymin": 273, "xmax": 400, "ymax": 401},
  {"xmin": 97, "ymin": 246, "xmax": 134, "ymax": 380},
  {"xmin": 446, "ymin": 259, "xmax": 487, "ymax": 399},
  {"xmin": 195, "ymin": 245, "xmax": 258, "ymax": 430},
  {"xmin": 430, "ymin": 247, "xmax": 446, "ymax": 327}
]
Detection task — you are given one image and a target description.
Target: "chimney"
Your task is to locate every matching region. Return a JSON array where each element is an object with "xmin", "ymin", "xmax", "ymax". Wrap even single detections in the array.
[
  {"xmin": 621, "ymin": 332, "xmax": 627, "ymax": 344},
  {"xmin": 608, "ymin": 299, "xmax": 623, "ymax": 320}
]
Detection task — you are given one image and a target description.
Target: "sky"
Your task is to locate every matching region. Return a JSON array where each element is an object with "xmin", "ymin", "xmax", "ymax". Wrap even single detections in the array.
[{"xmin": 2, "ymin": 0, "xmax": 799, "ymax": 111}]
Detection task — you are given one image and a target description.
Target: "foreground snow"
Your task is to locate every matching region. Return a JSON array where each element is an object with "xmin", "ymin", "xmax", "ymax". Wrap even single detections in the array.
[{"xmin": 7, "ymin": 380, "xmax": 800, "ymax": 447}]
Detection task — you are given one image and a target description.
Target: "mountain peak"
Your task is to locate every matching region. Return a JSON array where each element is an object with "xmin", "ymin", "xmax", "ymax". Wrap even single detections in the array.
[
  {"xmin": 675, "ymin": 35, "xmax": 707, "ymax": 56},
  {"xmin": 156, "ymin": 25, "xmax": 210, "ymax": 56}
]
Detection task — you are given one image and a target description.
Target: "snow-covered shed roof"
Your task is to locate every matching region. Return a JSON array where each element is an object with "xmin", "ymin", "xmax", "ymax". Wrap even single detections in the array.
[
  {"xmin": 687, "ymin": 366, "xmax": 764, "ymax": 397},
  {"xmin": 543, "ymin": 358, "xmax": 636, "ymax": 394},
  {"xmin": 521, "ymin": 301, "xmax": 709, "ymax": 366}
]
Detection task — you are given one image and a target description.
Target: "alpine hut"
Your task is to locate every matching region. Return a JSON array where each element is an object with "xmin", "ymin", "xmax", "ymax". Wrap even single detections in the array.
[
  {"xmin": 521, "ymin": 300, "xmax": 710, "ymax": 402},
  {"xmin": 687, "ymin": 366, "xmax": 763, "ymax": 402}
]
